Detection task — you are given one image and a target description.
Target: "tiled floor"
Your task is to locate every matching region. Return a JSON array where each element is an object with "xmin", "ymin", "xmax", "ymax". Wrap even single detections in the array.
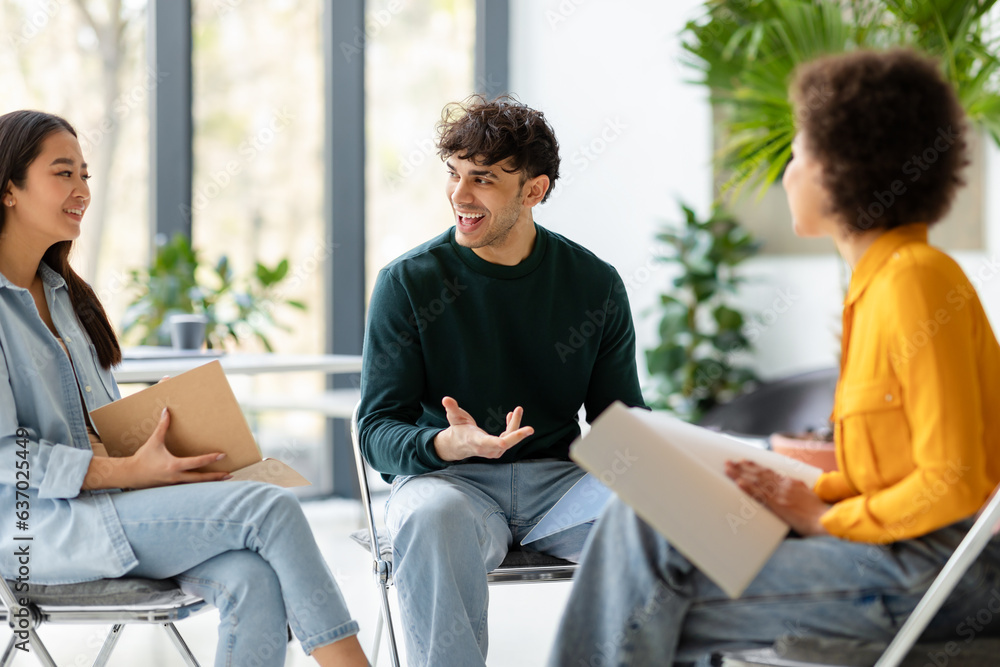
[{"xmin": 5, "ymin": 495, "xmax": 572, "ymax": 666}]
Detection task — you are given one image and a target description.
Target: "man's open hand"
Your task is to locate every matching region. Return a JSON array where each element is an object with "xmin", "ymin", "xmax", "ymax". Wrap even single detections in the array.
[{"xmin": 433, "ymin": 396, "xmax": 534, "ymax": 461}]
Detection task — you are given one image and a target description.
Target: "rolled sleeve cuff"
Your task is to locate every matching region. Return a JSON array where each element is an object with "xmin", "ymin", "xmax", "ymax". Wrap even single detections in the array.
[
  {"xmin": 814, "ymin": 470, "xmax": 855, "ymax": 503},
  {"xmin": 38, "ymin": 444, "xmax": 93, "ymax": 499},
  {"xmin": 820, "ymin": 496, "xmax": 895, "ymax": 543}
]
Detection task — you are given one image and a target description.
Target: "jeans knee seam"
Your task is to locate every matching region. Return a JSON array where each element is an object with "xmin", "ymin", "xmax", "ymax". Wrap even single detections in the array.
[
  {"xmin": 396, "ymin": 583, "xmax": 430, "ymax": 659},
  {"xmin": 510, "ymin": 462, "xmax": 518, "ymax": 520}
]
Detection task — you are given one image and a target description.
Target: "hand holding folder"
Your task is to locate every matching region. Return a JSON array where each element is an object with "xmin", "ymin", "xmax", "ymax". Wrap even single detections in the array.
[
  {"xmin": 90, "ymin": 361, "xmax": 310, "ymax": 488},
  {"xmin": 569, "ymin": 402, "xmax": 822, "ymax": 598}
]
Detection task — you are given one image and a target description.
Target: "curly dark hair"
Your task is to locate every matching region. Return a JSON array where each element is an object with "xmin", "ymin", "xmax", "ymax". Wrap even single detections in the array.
[
  {"xmin": 436, "ymin": 94, "xmax": 560, "ymax": 203},
  {"xmin": 790, "ymin": 48, "xmax": 968, "ymax": 233}
]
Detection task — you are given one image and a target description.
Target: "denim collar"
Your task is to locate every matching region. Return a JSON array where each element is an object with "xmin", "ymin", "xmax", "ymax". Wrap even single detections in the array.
[{"xmin": 0, "ymin": 261, "xmax": 67, "ymax": 291}]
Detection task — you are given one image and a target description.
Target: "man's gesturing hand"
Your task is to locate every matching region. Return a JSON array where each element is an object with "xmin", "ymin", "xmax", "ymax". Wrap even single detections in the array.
[{"xmin": 433, "ymin": 396, "xmax": 534, "ymax": 462}]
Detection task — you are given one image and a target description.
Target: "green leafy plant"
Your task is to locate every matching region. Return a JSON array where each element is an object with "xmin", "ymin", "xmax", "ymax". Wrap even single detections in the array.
[
  {"xmin": 121, "ymin": 233, "xmax": 307, "ymax": 351},
  {"xmin": 646, "ymin": 202, "xmax": 763, "ymax": 421},
  {"xmin": 681, "ymin": 0, "xmax": 1000, "ymax": 198}
]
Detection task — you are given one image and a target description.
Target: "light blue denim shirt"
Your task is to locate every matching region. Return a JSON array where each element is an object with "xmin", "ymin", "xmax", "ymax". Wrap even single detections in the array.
[{"xmin": 0, "ymin": 262, "xmax": 137, "ymax": 584}]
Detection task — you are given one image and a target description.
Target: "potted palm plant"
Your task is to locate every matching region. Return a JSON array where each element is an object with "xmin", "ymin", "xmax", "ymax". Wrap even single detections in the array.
[{"xmin": 681, "ymin": 0, "xmax": 1000, "ymax": 198}]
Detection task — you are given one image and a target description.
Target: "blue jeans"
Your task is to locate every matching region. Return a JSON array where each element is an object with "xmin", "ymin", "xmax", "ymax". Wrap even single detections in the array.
[
  {"xmin": 549, "ymin": 497, "xmax": 1000, "ymax": 667},
  {"xmin": 385, "ymin": 459, "xmax": 590, "ymax": 667},
  {"xmin": 111, "ymin": 481, "xmax": 359, "ymax": 667}
]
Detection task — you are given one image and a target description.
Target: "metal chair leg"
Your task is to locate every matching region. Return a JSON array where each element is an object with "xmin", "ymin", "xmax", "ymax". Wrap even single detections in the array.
[
  {"xmin": 92, "ymin": 623, "xmax": 125, "ymax": 667},
  {"xmin": 371, "ymin": 606, "xmax": 384, "ymax": 666},
  {"xmin": 163, "ymin": 622, "xmax": 201, "ymax": 667},
  {"xmin": 26, "ymin": 627, "xmax": 57, "ymax": 667},
  {"xmin": 1, "ymin": 634, "xmax": 18, "ymax": 667},
  {"xmin": 378, "ymin": 580, "xmax": 401, "ymax": 667}
]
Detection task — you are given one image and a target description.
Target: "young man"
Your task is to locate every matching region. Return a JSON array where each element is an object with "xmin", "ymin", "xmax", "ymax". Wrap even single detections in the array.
[{"xmin": 358, "ymin": 95, "xmax": 645, "ymax": 666}]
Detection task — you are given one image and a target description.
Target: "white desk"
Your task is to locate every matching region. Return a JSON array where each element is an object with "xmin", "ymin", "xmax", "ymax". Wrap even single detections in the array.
[{"xmin": 114, "ymin": 352, "xmax": 363, "ymax": 384}]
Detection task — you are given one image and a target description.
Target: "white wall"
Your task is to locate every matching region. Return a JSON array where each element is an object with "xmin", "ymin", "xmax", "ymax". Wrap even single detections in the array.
[{"xmin": 510, "ymin": 0, "xmax": 1000, "ymax": 385}]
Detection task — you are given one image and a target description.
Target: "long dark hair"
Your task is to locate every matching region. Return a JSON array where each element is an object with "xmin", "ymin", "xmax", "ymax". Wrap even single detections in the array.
[{"xmin": 0, "ymin": 110, "xmax": 121, "ymax": 368}]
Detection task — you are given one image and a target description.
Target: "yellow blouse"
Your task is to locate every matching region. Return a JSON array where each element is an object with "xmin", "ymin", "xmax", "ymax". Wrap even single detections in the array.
[{"xmin": 814, "ymin": 224, "xmax": 1000, "ymax": 543}]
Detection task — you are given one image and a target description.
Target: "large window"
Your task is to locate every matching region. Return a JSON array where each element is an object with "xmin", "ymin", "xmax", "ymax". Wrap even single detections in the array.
[
  {"xmin": 192, "ymin": 0, "xmax": 329, "ymax": 494},
  {"xmin": 192, "ymin": 0, "xmax": 325, "ymax": 354},
  {"xmin": 366, "ymin": 0, "xmax": 476, "ymax": 291}
]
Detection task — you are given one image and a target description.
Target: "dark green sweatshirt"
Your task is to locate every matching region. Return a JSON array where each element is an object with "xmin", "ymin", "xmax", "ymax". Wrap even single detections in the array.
[{"xmin": 358, "ymin": 223, "xmax": 646, "ymax": 481}]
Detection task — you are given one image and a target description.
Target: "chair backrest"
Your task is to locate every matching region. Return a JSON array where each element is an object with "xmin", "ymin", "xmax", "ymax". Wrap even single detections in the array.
[
  {"xmin": 697, "ymin": 367, "xmax": 838, "ymax": 437},
  {"xmin": 873, "ymin": 482, "xmax": 1000, "ymax": 666}
]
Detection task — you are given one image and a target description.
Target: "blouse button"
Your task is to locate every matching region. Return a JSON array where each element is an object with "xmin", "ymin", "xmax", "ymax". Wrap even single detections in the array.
[
  {"xmin": 85, "ymin": 385, "xmax": 92, "ymax": 393},
  {"xmin": 885, "ymin": 393, "xmax": 893, "ymax": 401}
]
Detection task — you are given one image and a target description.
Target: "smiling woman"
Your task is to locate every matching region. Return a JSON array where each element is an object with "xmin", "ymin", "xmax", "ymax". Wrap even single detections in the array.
[
  {"xmin": 10, "ymin": 135, "xmax": 90, "ymax": 236},
  {"xmin": 0, "ymin": 111, "xmax": 120, "ymax": 368},
  {"xmin": 0, "ymin": 109, "xmax": 369, "ymax": 667}
]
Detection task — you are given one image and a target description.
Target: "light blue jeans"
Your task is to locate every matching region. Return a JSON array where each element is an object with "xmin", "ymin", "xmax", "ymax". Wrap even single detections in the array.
[
  {"xmin": 548, "ymin": 497, "xmax": 1000, "ymax": 666},
  {"xmin": 385, "ymin": 459, "xmax": 591, "ymax": 667},
  {"xmin": 110, "ymin": 481, "xmax": 359, "ymax": 667}
]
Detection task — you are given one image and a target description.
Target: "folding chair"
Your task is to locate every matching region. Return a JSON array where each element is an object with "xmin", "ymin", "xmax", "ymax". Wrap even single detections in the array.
[
  {"xmin": 720, "ymin": 482, "xmax": 1000, "ymax": 667},
  {"xmin": 349, "ymin": 403, "xmax": 578, "ymax": 667},
  {"xmin": 1, "ymin": 575, "xmax": 207, "ymax": 666}
]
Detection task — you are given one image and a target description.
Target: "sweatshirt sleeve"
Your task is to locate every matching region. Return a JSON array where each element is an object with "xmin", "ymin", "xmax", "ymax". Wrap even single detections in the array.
[
  {"xmin": 358, "ymin": 269, "xmax": 449, "ymax": 481},
  {"xmin": 0, "ymin": 337, "xmax": 92, "ymax": 499},
  {"xmin": 583, "ymin": 269, "xmax": 647, "ymax": 422},
  {"xmin": 819, "ymin": 265, "xmax": 992, "ymax": 542}
]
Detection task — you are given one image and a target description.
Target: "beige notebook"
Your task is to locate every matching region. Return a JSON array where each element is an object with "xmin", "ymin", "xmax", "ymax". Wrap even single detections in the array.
[{"xmin": 91, "ymin": 360, "xmax": 310, "ymax": 488}]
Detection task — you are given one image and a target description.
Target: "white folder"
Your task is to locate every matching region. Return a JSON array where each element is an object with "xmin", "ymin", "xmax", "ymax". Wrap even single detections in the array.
[{"xmin": 570, "ymin": 402, "xmax": 822, "ymax": 598}]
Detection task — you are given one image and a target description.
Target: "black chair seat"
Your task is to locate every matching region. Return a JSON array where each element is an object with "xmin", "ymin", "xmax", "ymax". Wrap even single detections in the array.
[{"xmin": 348, "ymin": 528, "xmax": 574, "ymax": 569}]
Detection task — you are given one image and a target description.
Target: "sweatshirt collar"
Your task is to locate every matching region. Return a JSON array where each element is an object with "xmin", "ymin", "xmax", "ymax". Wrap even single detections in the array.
[{"xmin": 450, "ymin": 222, "xmax": 548, "ymax": 279}]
